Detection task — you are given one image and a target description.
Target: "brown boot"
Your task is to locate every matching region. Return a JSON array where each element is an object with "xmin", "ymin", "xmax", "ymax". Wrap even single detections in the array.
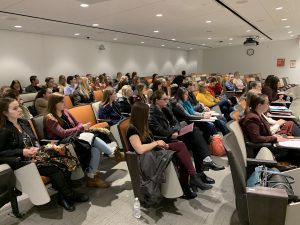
[
  {"xmin": 114, "ymin": 147, "xmax": 125, "ymax": 162},
  {"xmin": 86, "ymin": 176, "xmax": 110, "ymax": 188}
]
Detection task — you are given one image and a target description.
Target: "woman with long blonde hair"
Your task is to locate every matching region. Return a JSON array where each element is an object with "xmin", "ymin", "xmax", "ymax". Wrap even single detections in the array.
[{"xmin": 72, "ymin": 76, "xmax": 94, "ymax": 105}]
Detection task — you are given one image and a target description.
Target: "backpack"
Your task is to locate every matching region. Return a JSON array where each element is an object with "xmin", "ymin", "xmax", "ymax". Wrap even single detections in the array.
[{"xmin": 210, "ymin": 135, "xmax": 225, "ymax": 156}]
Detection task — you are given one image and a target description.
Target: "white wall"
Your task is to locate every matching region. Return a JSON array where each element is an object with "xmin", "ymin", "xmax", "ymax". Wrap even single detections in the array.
[
  {"xmin": 202, "ymin": 39, "xmax": 300, "ymax": 84},
  {"xmin": 0, "ymin": 30, "xmax": 188, "ymax": 86},
  {"xmin": 187, "ymin": 49, "xmax": 204, "ymax": 73}
]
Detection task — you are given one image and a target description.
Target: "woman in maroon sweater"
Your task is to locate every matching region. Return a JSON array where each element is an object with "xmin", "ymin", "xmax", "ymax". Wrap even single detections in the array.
[{"xmin": 240, "ymin": 93, "xmax": 286, "ymax": 143}]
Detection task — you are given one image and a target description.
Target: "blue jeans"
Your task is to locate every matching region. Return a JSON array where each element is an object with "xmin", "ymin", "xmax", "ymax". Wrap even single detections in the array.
[{"xmin": 88, "ymin": 137, "xmax": 113, "ymax": 175}]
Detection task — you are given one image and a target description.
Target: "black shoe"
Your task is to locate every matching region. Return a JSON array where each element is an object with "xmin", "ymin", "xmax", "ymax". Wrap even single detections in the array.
[
  {"xmin": 181, "ymin": 186, "xmax": 197, "ymax": 199},
  {"xmin": 72, "ymin": 191, "xmax": 89, "ymax": 203},
  {"xmin": 198, "ymin": 173, "xmax": 215, "ymax": 184},
  {"xmin": 202, "ymin": 161, "xmax": 225, "ymax": 171},
  {"xmin": 58, "ymin": 194, "xmax": 75, "ymax": 212},
  {"xmin": 190, "ymin": 175, "xmax": 212, "ymax": 191}
]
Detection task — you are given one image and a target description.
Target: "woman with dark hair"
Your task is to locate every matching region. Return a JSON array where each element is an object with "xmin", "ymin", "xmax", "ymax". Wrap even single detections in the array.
[
  {"xmin": 147, "ymin": 79, "xmax": 162, "ymax": 102},
  {"xmin": 44, "ymin": 93, "xmax": 117, "ymax": 189},
  {"xmin": 135, "ymin": 83, "xmax": 147, "ymax": 104},
  {"xmin": 240, "ymin": 93, "xmax": 287, "ymax": 143},
  {"xmin": 98, "ymin": 88, "xmax": 126, "ymax": 125},
  {"xmin": 149, "ymin": 90, "xmax": 225, "ymax": 187},
  {"xmin": 262, "ymin": 75, "xmax": 280, "ymax": 102},
  {"xmin": 10, "ymin": 80, "xmax": 23, "ymax": 94},
  {"xmin": 34, "ymin": 87, "xmax": 52, "ymax": 115},
  {"xmin": 128, "ymin": 102, "xmax": 210, "ymax": 199},
  {"xmin": 173, "ymin": 87, "xmax": 229, "ymax": 139},
  {"xmin": 0, "ymin": 97, "xmax": 89, "ymax": 211}
]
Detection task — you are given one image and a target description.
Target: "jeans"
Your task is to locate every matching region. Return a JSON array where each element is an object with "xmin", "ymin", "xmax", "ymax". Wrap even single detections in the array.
[{"xmin": 88, "ymin": 137, "xmax": 113, "ymax": 175}]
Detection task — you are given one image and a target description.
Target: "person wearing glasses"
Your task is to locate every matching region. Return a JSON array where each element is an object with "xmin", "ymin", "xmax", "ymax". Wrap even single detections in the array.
[{"xmin": 149, "ymin": 90, "xmax": 224, "ymax": 188}]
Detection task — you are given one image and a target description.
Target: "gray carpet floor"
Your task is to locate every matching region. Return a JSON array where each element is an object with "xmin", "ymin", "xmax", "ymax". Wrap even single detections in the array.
[{"xmin": 0, "ymin": 156, "xmax": 240, "ymax": 225}]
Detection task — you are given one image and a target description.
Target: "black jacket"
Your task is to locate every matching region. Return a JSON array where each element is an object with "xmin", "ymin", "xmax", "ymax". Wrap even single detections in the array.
[
  {"xmin": 0, "ymin": 119, "xmax": 37, "ymax": 158},
  {"xmin": 149, "ymin": 104, "xmax": 180, "ymax": 139},
  {"xmin": 117, "ymin": 96, "xmax": 132, "ymax": 114}
]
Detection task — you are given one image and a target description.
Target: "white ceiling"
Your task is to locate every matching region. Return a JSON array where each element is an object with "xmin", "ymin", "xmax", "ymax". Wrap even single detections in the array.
[{"xmin": 0, "ymin": 0, "xmax": 299, "ymax": 50}]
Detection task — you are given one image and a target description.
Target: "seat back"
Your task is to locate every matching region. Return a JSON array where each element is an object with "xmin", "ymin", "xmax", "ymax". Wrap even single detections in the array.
[
  {"xmin": 93, "ymin": 90, "xmax": 103, "ymax": 102},
  {"xmin": 230, "ymin": 111, "xmax": 240, "ymax": 121},
  {"xmin": 223, "ymin": 132, "xmax": 249, "ymax": 225},
  {"xmin": 227, "ymin": 120, "xmax": 247, "ymax": 165},
  {"xmin": 31, "ymin": 115, "xmax": 46, "ymax": 140},
  {"xmin": 91, "ymin": 102, "xmax": 100, "ymax": 121},
  {"xmin": 64, "ymin": 95, "xmax": 74, "ymax": 109},
  {"xmin": 20, "ymin": 93, "xmax": 37, "ymax": 107},
  {"xmin": 117, "ymin": 118, "xmax": 131, "ymax": 152},
  {"xmin": 69, "ymin": 104, "xmax": 97, "ymax": 125}
]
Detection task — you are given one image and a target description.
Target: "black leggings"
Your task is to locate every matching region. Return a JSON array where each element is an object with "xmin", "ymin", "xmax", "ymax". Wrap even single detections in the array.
[{"xmin": 38, "ymin": 166, "xmax": 73, "ymax": 198}]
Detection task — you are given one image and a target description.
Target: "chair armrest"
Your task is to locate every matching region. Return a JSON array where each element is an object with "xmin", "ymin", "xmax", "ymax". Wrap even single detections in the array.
[
  {"xmin": 97, "ymin": 118, "xmax": 111, "ymax": 123},
  {"xmin": 246, "ymin": 141, "xmax": 274, "ymax": 148},
  {"xmin": 247, "ymin": 158, "xmax": 277, "ymax": 166},
  {"xmin": 121, "ymin": 113, "xmax": 130, "ymax": 117},
  {"xmin": 40, "ymin": 139, "xmax": 59, "ymax": 145}
]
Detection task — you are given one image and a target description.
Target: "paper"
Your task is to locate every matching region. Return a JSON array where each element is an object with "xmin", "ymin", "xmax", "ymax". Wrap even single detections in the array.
[
  {"xmin": 278, "ymin": 140, "xmax": 300, "ymax": 148},
  {"xmin": 269, "ymin": 106, "xmax": 289, "ymax": 111},
  {"xmin": 178, "ymin": 123, "xmax": 194, "ymax": 137},
  {"xmin": 78, "ymin": 132, "xmax": 94, "ymax": 145},
  {"xmin": 210, "ymin": 111, "xmax": 220, "ymax": 116}
]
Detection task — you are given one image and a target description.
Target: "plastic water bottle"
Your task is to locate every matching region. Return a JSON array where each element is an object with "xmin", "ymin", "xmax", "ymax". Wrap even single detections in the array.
[
  {"xmin": 133, "ymin": 197, "xmax": 141, "ymax": 219},
  {"xmin": 286, "ymin": 96, "xmax": 291, "ymax": 102}
]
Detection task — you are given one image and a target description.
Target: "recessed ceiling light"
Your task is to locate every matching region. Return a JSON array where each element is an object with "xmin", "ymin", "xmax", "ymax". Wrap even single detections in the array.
[
  {"xmin": 92, "ymin": 24, "xmax": 99, "ymax": 27},
  {"xmin": 161, "ymin": 44, "xmax": 165, "ymax": 47},
  {"xmin": 275, "ymin": 6, "xmax": 283, "ymax": 10},
  {"xmin": 177, "ymin": 47, "xmax": 181, "ymax": 49},
  {"xmin": 290, "ymin": 35, "xmax": 294, "ymax": 37},
  {"xmin": 229, "ymin": 43, "xmax": 232, "ymax": 45},
  {"xmin": 285, "ymin": 25, "xmax": 291, "ymax": 28},
  {"xmin": 190, "ymin": 48, "xmax": 193, "ymax": 50},
  {"xmin": 80, "ymin": 3, "xmax": 89, "ymax": 8},
  {"xmin": 171, "ymin": 38, "xmax": 176, "ymax": 41},
  {"xmin": 207, "ymin": 37, "xmax": 212, "ymax": 40},
  {"xmin": 288, "ymin": 31, "xmax": 293, "ymax": 34},
  {"xmin": 154, "ymin": 30, "xmax": 159, "ymax": 33},
  {"xmin": 140, "ymin": 41, "xmax": 144, "ymax": 44},
  {"xmin": 113, "ymin": 38, "xmax": 117, "ymax": 41},
  {"xmin": 281, "ymin": 18, "xmax": 288, "ymax": 21},
  {"xmin": 74, "ymin": 33, "xmax": 80, "ymax": 36},
  {"xmin": 14, "ymin": 25, "xmax": 22, "ymax": 28},
  {"xmin": 156, "ymin": 13, "xmax": 163, "ymax": 17},
  {"xmin": 202, "ymin": 43, "xmax": 206, "ymax": 45},
  {"xmin": 260, "ymin": 37, "xmax": 264, "ymax": 40},
  {"xmin": 229, "ymin": 38, "xmax": 233, "ymax": 41},
  {"xmin": 206, "ymin": 20, "xmax": 212, "ymax": 23},
  {"xmin": 246, "ymin": 29, "xmax": 251, "ymax": 32}
]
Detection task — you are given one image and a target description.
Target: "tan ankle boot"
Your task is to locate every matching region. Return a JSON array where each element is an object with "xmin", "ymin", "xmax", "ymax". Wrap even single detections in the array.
[
  {"xmin": 113, "ymin": 147, "xmax": 125, "ymax": 162},
  {"xmin": 86, "ymin": 177, "xmax": 110, "ymax": 188}
]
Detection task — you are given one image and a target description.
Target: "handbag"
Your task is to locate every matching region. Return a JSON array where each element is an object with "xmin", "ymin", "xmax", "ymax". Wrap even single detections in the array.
[
  {"xmin": 210, "ymin": 135, "xmax": 226, "ymax": 156},
  {"xmin": 59, "ymin": 134, "xmax": 92, "ymax": 170},
  {"xmin": 247, "ymin": 165, "xmax": 295, "ymax": 195}
]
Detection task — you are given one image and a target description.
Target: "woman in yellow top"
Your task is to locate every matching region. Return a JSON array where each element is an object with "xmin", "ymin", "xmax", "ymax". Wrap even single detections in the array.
[{"xmin": 196, "ymin": 81, "xmax": 233, "ymax": 120}]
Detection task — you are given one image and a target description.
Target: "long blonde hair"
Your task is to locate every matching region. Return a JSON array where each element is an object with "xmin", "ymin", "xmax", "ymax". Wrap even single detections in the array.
[
  {"xmin": 78, "ymin": 76, "xmax": 90, "ymax": 98},
  {"xmin": 101, "ymin": 87, "xmax": 115, "ymax": 106}
]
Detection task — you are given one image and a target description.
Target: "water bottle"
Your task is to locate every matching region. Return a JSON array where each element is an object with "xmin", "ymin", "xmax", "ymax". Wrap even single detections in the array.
[
  {"xmin": 133, "ymin": 197, "xmax": 141, "ymax": 219},
  {"xmin": 286, "ymin": 96, "xmax": 290, "ymax": 102}
]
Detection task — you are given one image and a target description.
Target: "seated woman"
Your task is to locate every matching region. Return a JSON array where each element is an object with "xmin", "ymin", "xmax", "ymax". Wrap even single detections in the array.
[
  {"xmin": 173, "ymin": 87, "xmax": 229, "ymax": 139},
  {"xmin": 135, "ymin": 83, "xmax": 147, "ymax": 104},
  {"xmin": 72, "ymin": 77, "xmax": 94, "ymax": 106},
  {"xmin": 0, "ymin": 97, "xmax": 89, "ymax": 211},
  {"xmin": 240, "ymin": 93, "xmax": 287, "ymax": 143},
  {"xmin": 44, "ymin": 93, "xmax": 117, "ymax": 189},
  {"xmin": 245, "ymin": 92, "xmax": 300, "ymax": 137},
  {"xmin": 128, "ymin": 102, "xmax": 211, "ymax": 199},
  {"xmin": 10, "ymin": 80, "xmax": 23, "ymax": 94},
  {"xmin": 117, "ymin": 85, "xmax": 134, "ymax": 114},
  {"xmin": 149, "ymin": 90, "xmax": 224, "ymax": 184},
  {"xmin": 99, "ymin": 88, "xmax": 127, "ymax": 125},
  {"xmin": 34, "ymin": 87, "xmax": 52, "ymax": 115},
  {"xmin": 196, "ymin": 81, "xmax": 234, "ymax": 119}
]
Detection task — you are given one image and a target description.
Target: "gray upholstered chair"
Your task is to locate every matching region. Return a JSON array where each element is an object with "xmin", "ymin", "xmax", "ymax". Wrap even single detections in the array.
[{"xmin": 223, "ymin": 132, "xmax": 300, "ymax": 225}]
